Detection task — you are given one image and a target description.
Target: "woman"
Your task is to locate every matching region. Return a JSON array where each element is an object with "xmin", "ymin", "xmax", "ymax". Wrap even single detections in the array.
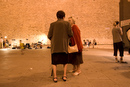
[
  {"xmin": 112, "ymin": 21, "xmax": 126, "ymax": 63},
  {"xmin": 48, "ymin": 11, "xmax": 73, "ymax": 82},
  {"xmin": 68, "ymin": 17, "xmax": 83, "ymax": 75},
  {"xmin": 19, "ymin": 40, "xmax": 24, "ymax": 55}
]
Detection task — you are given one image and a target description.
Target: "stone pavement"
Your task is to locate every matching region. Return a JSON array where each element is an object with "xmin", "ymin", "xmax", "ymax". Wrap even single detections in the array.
[{"xmin": 0, "ymin": 48, "xmax": 130, "ymax": 87}]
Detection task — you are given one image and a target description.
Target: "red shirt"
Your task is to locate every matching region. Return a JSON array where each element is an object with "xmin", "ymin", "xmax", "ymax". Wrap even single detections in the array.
[{"xmin": 70, "ymin": 25, "xmax": 83, "ymax": 52}]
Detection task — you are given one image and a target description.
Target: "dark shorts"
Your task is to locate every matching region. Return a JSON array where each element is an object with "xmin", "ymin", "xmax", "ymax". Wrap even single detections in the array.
[{"xmin": 113, "ymin": 41, "xmax": 124, "ymax": 57}]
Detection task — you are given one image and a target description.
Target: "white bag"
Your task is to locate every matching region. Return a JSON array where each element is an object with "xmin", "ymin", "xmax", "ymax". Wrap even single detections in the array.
[{"xmin": 68, "ymin": 44, "xmax": 78, "ymax": 53}]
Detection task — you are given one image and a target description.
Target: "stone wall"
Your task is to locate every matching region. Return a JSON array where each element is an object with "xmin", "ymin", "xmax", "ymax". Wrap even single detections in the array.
[
  {"xmin": 120, "ymin": 0, "xmax": 130, "ymax": 48},
  {"xmin": 0, "ymin": 0, "xmax": 120, "ymax": 46}
]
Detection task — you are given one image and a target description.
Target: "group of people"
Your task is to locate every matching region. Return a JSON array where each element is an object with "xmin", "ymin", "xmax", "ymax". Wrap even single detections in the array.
[
  {"xmin": 0, "ymin": 10, "xmax": 128, "ymax": 83},
  {"xmin": 0, "ymin": 37, "xmax": 9, "ymax": 48},
  {"xmin": 48, "ymin": 10, "xmax": 83, "ymax": 82},
  {"xmin": 83, "ymin": 39, "xmax": 97, "ymax": 48},
  {"xmin": 0, "ymin": 37, "xmax": 3, "ymax": 48},
  {"xmin": 48, "ymin": 10, "xmax": 129, "ymax": 83},
  {"xmin": 83, "ymin": 39, "xmax": 91, "ymax": 46}
]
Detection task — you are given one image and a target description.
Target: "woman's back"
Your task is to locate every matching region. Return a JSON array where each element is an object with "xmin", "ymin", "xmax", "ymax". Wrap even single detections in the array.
[{"xmin": 112, "ymin": 27, "xmax": 122, "ymax": 43}]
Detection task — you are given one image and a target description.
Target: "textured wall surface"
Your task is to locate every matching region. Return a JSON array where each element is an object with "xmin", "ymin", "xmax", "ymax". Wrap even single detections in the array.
[
  {"xmin": 0, "ymin": 0, "xmax": 120, "ymax": 45},
  {"xmin": 120, "ymin": 0, "xmax": 130, "ymax": 21}
]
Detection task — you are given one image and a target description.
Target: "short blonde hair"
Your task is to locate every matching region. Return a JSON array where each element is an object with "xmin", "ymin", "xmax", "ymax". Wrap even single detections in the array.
[{"xmin": 68, "ymin": 17, "xmax": 75, "ymax": 24}]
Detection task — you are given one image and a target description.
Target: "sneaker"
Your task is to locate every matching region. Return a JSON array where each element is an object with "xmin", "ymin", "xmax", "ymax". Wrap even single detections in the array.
[
  {"xmin": 120, "ymin": 60, "xmax": 127, "ymax": 63},
  {"xmin": 120, "ymin": 58, "xmax": 127, "ymax": 63},
  {"xmin": 115, "ymin": 58, "xmax": 119, "ymax": 63}
]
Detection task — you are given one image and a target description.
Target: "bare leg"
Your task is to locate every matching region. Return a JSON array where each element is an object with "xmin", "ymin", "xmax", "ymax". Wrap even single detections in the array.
[
  {"xmin": 21, "ymin": 49, "xmax": 24, "ymax": 55},
  {"xmin": 120, "ymin": 57, "xmax": 123, "ymax": 62},
  {"xmin": 69, "ymin": 65, "xmax": 76, "ymax": 73},
  {"xmin": 63, "ymin": 64, "xmax": 67, "ymax": 81},
  {"xmin": 73, "ymin": 64, "xmax": 81, "ymax": 76},
  {"xmin": 120, "ymin": 57, "xmax": 127, "ymax": 63},
  {"xmin": 76, "ymin": 64, "xmax": 81, "ymax": 73},
  {"xmin": 115, "ymin": 56, "xmax": 119, "ymax": 62},
  {"xmin": 52, "ymin": 65, "xmax": 57, "ymax": 81},
  {"xmin": 63, "ymin": 64, "xmax": 67, "ymax": 76},
  {"xmin": 73, "ymin": 65, "xmax": 77, "ymax": 71}
]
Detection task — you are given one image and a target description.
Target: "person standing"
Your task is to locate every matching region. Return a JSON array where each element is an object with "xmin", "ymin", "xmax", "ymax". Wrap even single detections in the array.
[
  {"xmin": 3, "ymin": 39, "xmax": 5, "ymax": 48},
  {"xmin": 48, "ymin": 10, "xmax": 73, "ymax": 82},
  {"xmin": 68, "ymin": 17, "xmax": 83, "ymax": 75},
  {"xmin": 83, "ymin": 40, "xmax": 86, "ymax": 46},
  {"xmin": 112, "ymin": 21, "xmax": 127, "ymax": 63},
  {"xmin": 0, "ymin": 37, "xmax": 3, "ymax": 48},
  {"xmin": 19, "ymin": 40, "xmax": 24, "ymax": 55},
  {"xmin": 92, "ymin": 39, "xmax": 97, "ymax": 48}
]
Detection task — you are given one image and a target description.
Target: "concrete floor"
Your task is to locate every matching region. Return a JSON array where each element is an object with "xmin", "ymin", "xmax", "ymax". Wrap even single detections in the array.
[{"xmin": 0, "ymin": 47, "xmax": 130, "ymax": 87}]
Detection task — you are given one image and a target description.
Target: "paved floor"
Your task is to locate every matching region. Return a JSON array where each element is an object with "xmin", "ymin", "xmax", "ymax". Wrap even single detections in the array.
[{"xmin": 0, "ymin": 47, "xmax": 130, "ymax": 87}]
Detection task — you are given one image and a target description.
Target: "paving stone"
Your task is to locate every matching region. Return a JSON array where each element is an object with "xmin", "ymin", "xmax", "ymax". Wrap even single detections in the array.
[{"xmin": 0, "ymin": 48, "xmax": 130, "ymax": 87}]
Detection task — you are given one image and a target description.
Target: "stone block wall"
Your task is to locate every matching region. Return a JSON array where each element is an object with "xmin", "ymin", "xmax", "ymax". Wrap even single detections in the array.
[{"xmin": 0, "ymin": 0, "xmax": 120, "ymax": 46}]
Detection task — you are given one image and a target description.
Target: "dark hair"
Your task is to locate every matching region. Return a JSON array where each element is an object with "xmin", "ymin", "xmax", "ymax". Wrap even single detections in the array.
[
  {"xmin": 113, "ymin": 21, "xmax": 119, "ymax": 26},
  {"xmin": 56, "ymin": 10, "xmax": 65, "ymax": 19},
  {"xmin": 115, "ymin": 21, "xmax": 119, "ymax": 25}
]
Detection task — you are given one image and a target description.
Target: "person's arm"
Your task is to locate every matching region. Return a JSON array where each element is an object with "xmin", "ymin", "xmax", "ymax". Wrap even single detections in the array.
[
  {"xmin": 73, "ymin": 25, "xmax": 83, "ymax": 51},
  {"xmin": 120, "ymin": 27, "xmax": 123, "ymax": 35},
  {"xmin": 68, "ymin": 23, "xmax": 73, "ymax": 37},
  {"xmin": 48, "ymin": 23, "xmax": 53, "ymax": 40},
  {"xmin": 127, "ymin": 29, "xmax": 130, "ymax": 41},
  {"xmin": 73, "ymin": 25, "xmax": 80, "ymax": 42}
]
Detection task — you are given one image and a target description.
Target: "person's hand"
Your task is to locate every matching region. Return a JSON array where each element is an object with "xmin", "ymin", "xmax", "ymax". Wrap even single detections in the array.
[{"xmin": 79, "ymin": 50, "xmax": 82, "ymax": 52}]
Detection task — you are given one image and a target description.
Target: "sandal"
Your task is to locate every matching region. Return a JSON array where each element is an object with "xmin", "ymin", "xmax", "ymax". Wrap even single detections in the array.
[
  {"xmin": 73, "ymin": 71, "xmax": 81, "ymax": 76},
  {"xmin": 62, "ymin": 76, "xmax": 67, "ymax": 81},
  {"xmin": 53, "ymin": 77, "xmax": 58, "ymax": 83}
]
